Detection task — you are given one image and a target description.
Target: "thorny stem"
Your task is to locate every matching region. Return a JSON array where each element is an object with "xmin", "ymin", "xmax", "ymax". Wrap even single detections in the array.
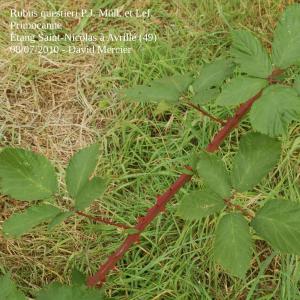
[
  {"xmin": 76, "ymin": 211, "xmax": 131, "ymax": 230},
  {"xmin": 87, "ymin": 89, "xmax": 265, "ymax": 287},
  {"xmin": 206, "ymin": 91, "xmax": 262, "ymax": 152},
  {"xmin": 186, "ymin": 102, "xmax": 226, "ymax": 126},
  {"xmin": 87, "ymin": 67, "xmax": 287, "ymax": 287}
]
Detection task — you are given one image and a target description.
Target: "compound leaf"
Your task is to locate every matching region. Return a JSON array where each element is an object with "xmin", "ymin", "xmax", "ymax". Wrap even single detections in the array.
[
  {"xmin": 66, "ymin": 144, "xmax": 107, "ymax": 210},
  {"xmin": 250, "ymin": 85, "xmax": 300, "ymax": 137},
  {"xmin": 272, "ymin": 4, "xmax": 300, "ymax": 68},
  {"xmin": 0, "ymin": 148, "xmax": 57, "ymax": 201},
  {"xmin": 75, "ymin": 177, "xmax": 107, "ymax": 211},
  {"xmin": 192, "ymin": 59, "xmax": 235, "ymax": 104},
  {"xmin": 231, "ymin": 133, "xmax": 281, "ymax": 192},
  {"xmin": 0, "ymin": 273, "xmax": 26, "ymax": 300},
  {"xmin": 231, "ymin": 30, "xmax": 272, "ymax": 78},
  {"xmin": 251, "ymin": 200, "xmax": 300, "ymax": 254},
  {"xmin": 36, "ymin": 282, "xmax": 105, "ymax": 300},
  {"xmin": 216, "ymin": 77, "xmax": 267, "ymax": 106},
  {"xmin": 177, "ymin": 188, "xmax": 225, "ymax": 220},
  {"xmin": 214, "ymin": 213, "xmax": 252, "ymax": 278},
  {"xmin": 197, "ymin": 152, "xmax": 231, "ymax": 198},
  {"xmin": 3, "ymin": 204, "xmax": 62, "ymax": 238},
  {"xmin": 120, "ymin": 74, "xmax": 193, "ymax": 103}
]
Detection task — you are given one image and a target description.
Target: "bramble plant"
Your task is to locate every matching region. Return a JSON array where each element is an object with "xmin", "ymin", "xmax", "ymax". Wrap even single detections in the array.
[{"xmin": 1, "ymin": 4, "xmax": 300, "ymax": 298}]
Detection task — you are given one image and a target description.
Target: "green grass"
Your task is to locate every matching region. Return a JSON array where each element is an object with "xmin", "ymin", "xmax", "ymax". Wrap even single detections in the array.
[{"xmin": 0, "ymin": 0, "xmax": 300, "ymax": 299}]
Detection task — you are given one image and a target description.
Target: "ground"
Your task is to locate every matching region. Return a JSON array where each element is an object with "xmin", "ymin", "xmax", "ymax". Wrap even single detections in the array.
[{"xmin": 0, "ymin": 0, "xmax": 299, "ymax": 299}]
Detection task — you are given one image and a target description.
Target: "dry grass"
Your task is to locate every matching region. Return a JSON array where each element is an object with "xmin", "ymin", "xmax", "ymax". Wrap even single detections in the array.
[{"xmin": 0, "ymin": 0, "xmax": 299, "ymax": 299}]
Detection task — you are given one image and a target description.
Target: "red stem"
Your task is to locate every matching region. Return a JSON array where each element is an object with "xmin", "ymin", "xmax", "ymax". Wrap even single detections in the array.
[
  {"xmin": 76, "ymin": 211, "xmax": 131, "ymax": 230},
  {"xmin": 87, "ymin": 171, "xmax": 192, "ymax": 286},
  {"xmin": 206, "ymin": 91, "xmax": 262, "ymax": 152},
  {"xmin": 87, "ymin": 90, "xmax": 263, "ymax": 287}
]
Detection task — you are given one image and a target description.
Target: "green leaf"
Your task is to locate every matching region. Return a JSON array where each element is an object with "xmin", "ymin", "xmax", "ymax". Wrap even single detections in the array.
[
  {"xmin": 3, "ymin": 204, "xmax": 61, "ymax": 238},
  {"xmin": 193, "ymin": 59, "xmax": 235, "ymax": 92},
  {"xmin": 272, "ymin": 4, "xmax": 300, "ymax": 68},
  {"xmin": 197, "ymin": 152, "xmax": 231, "ymax": 198},
  {"xmin": 75, "ymin": 177, "xmax": 107, "ymax": 210},
  {"xmin": 71, "ymin": 268, "xmax": 86, "ymax": 286},
  {"xmin": 36, "ymin": 282, "xmax": 105, "ymax": 300},
  {"xmin": 0, "ymin": 148, "xmax": 57, "ymax": 201},
  {"xmin": 177, "ymin": 188, "xmax": 225, "ymax": 220},
  {"xmin": 0, "ymin": 273, "xmax": 26, "ymax": 300},
  {"xmin": 65, "ymin": 144, "xmax": 107, "ymax": 210},
  {"xmin": 66, "ymin": 144, "xmax": 99, "ymax": 198},
  {"xmin": 294, "ymin": 74, "xmax": 300, "ymax": 95},
  {"xmin": 120, "ymin": 74, "xmax": 193, "ymax": 103},
  {"xmin": 231, "ymin": 133, "xmax": 281, "ymax": 192},
  {"xmin": 250, "ymin": 85, "xmax": 300, "ymax": 137},
  {"xmin": 192, "ymin": 59, "xmax": 235, "ymax": 104},
  {"xmin": 192, "ymin": 87, "xmax": 220, "ymax": 105},
  {"xmin": 216, "ymin": 77, "xmax": 267, "ymax": 106},
  {"xmin": 251, "ymin": 200, "xmax": 300, "ymax": 255},
  {"xmin": 231, "ymin": 30, "xmax": 272, "ymax": 78},
  {"xmin": 214, "ymin": 213, "xmax": 252, "ymax": 278},
  {"xmin": 48, "ymin": 211, "xmax": 74, "ymax": 231}
]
